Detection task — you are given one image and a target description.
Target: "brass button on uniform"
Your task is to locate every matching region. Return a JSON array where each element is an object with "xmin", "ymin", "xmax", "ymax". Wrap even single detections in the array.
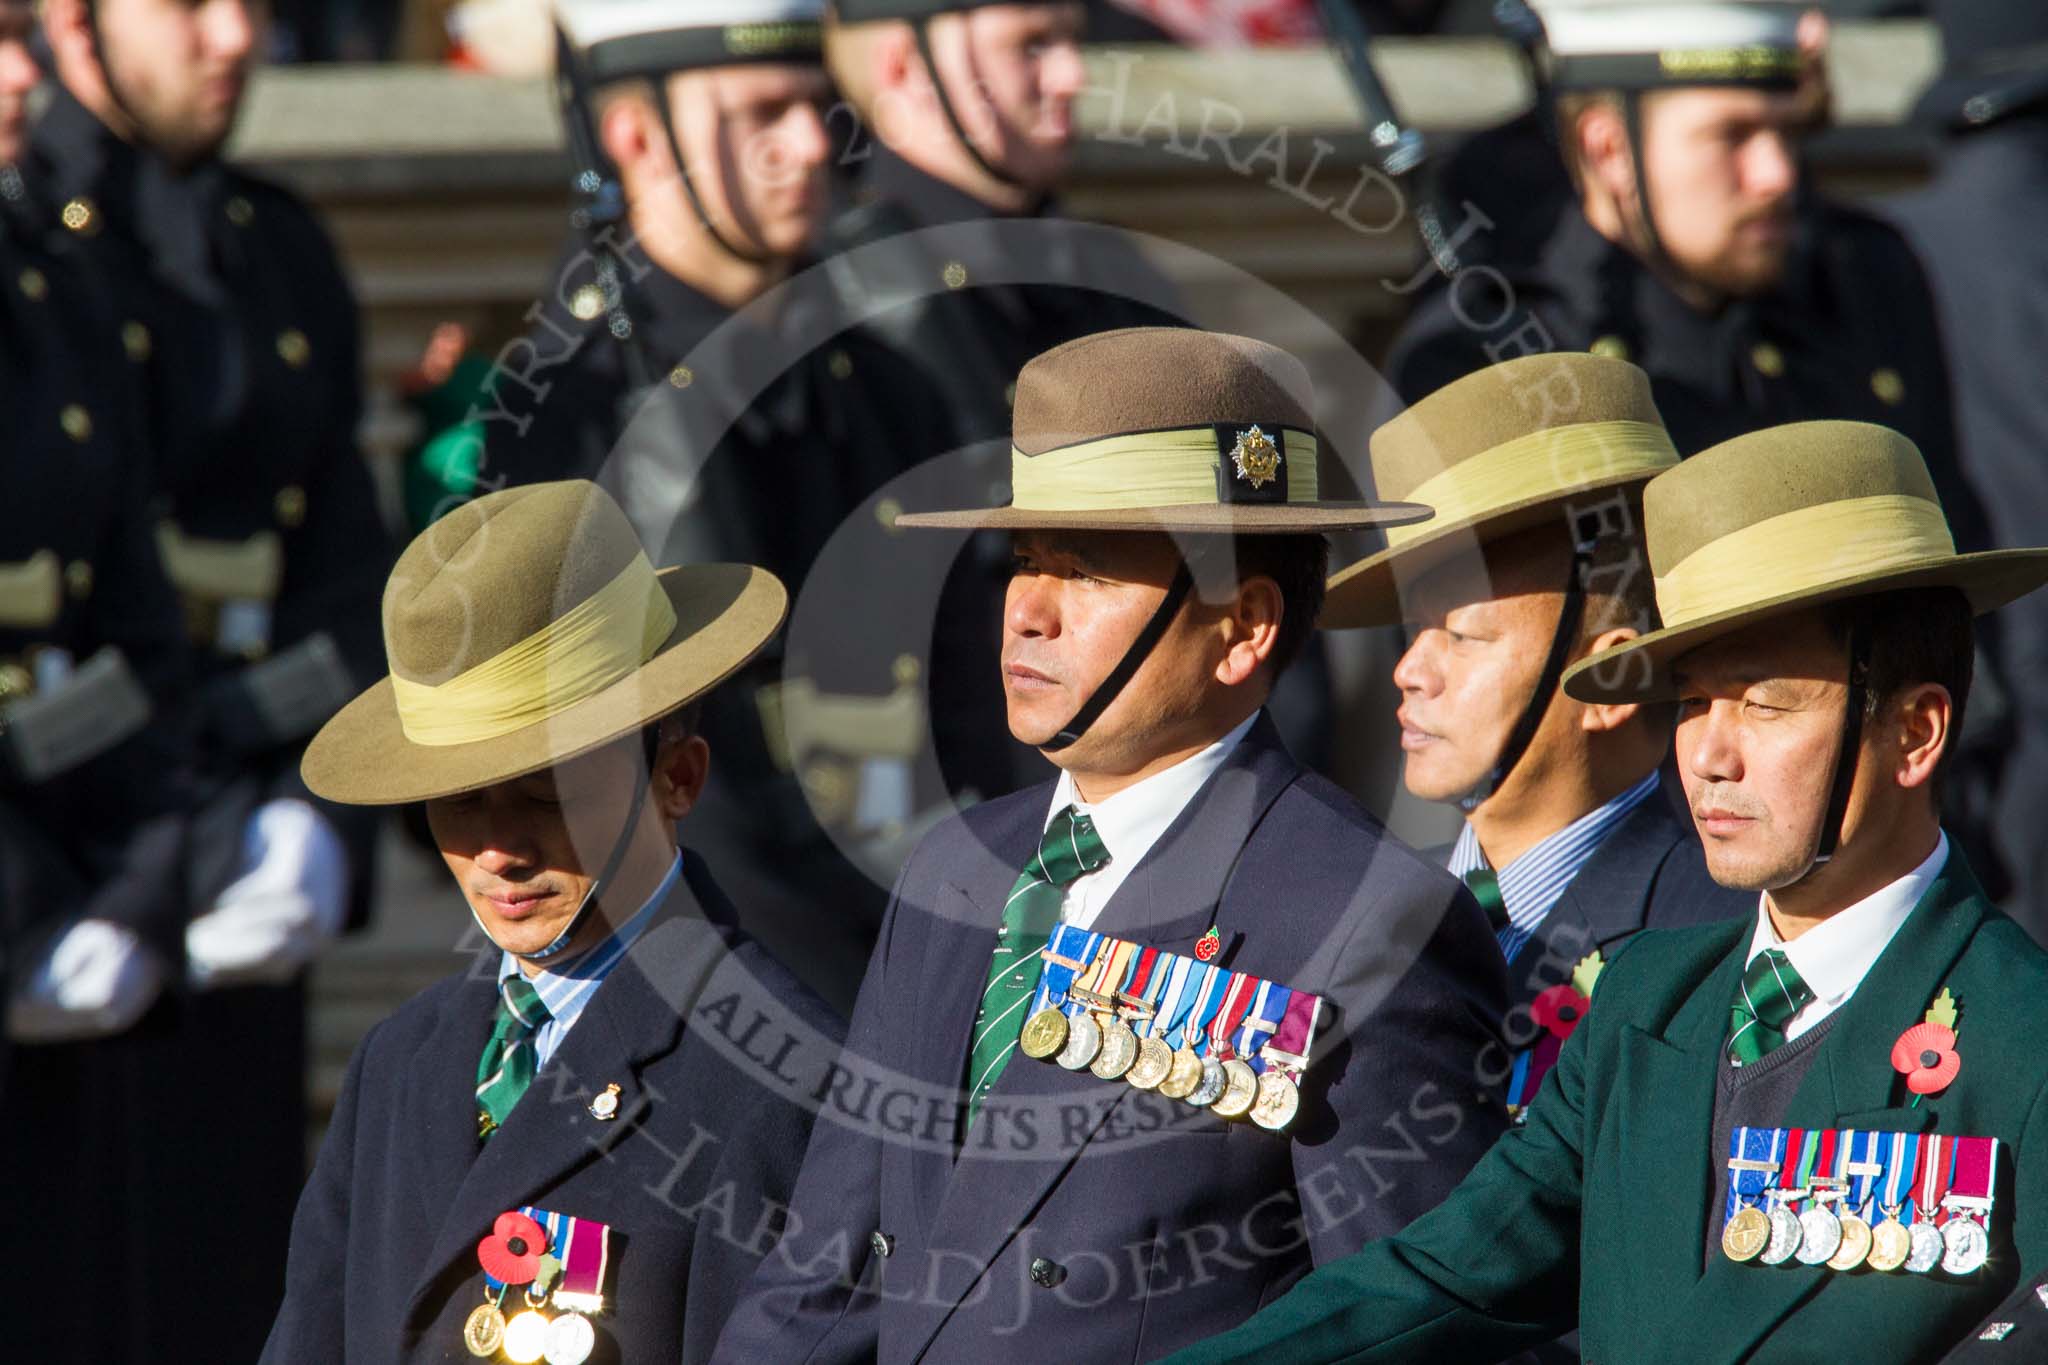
[
  {"xmin": 275, "ymin": 485, "xmax": 308, "ymax": 528},
  {"xmin": 570, "ymin": 283, "xmax": 606, "ymax": 321},
  {"xmin": 1028, "ymin": 1257, "xmax": 1066, "ymax": 1288},
  {"xmin": 59, "ymin": 404, "xmax": 92, "ymax": 443},
  {"xmin": 893, "ymin": 654, "xmax": 920, "ymax": 686},
  {"xmin": 869, "ymin": 1231, "xmax": 894, "ymax": 1259},
  {"xmin": 60, "ymin": 196, "xmax": 97, "ymax": 235},
  {"xmin": 941, "ymin": 261, "xmax": 968, "ymax": 290},
  {"xmin": 65, "ymin": 560, "xmax": 93, "ymax": 600},
  {"xmin": 827, "ymin": 349, "xmax": 853, "ymax": 380},
  {"xmin": 1589, "ymin": 335, "xmax": 1630, "ymax": 361},
  {"xmin": 225, "ymin": 195, "xmax": 254, "ymax": 227},
  {"xmin": 121, "ymin": 321, "xmax": 152, "ymax": 362},
  {"xmin": 0, "ymin": 663, "xmax": 33, "ymax": 701},
  {"xmin": 17, "ymin": 267, "xmax": 45, "ymax": 301},
  {"xmin": 276, "ymin": 328, "xmax": 311, "ymax": 368},
  {"xmin": 668, "ymin": 364, "xmax": 693, "ymax": 388},
  {"xmin": 1870, "ymin": 367, "xmax": 1906, "ymax": 406},
  {"xmin": 1750, "ymin": 342, "xmax": 1786, "ymax": 378},
  {"xmin": 875, "ymin": 496, "xmax": 903, "ymax": 530}
]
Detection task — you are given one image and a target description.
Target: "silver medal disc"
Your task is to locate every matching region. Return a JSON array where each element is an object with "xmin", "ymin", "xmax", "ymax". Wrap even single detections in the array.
[
  {"xmin": 1794, "ymin": 1206, "xmax": 1843, "ymax": 1265},
  {"xmin": 1942, "ymin": 1218, "xmax": 1990, "ymax": 1276},
  {"xmin": 544, "ymin": 1311, "xmax": 596, "ymax": 1365},
  {"xmin": 1054, "ymin": 1011, "xmax": 1102, "ymax": 1070},
  {"xmin": 1186, "ymin": 1055, "xmax": 1227, "ymax": 1107},
  {"xmin": 1906, "ymin": 1220, "xmax": 1945, "ymax": 1274},
  {"xmin": 1760, "ymin": 1205, "xmax": 1804, "ymax": 1265}
]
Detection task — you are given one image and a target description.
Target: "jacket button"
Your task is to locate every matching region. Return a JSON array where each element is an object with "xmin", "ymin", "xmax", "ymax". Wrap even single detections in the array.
[
  {"xmin": 869, "ymin": 1231, "xmax": 894, "ymax": 1259},
  {"xmin": 1029, "ymin": 1256, "xmax": 1065, "ymax": 1288}
]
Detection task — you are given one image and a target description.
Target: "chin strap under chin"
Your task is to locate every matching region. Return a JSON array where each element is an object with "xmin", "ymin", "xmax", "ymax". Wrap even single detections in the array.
[
  {"xmin": 654, "ymin": 99, "xmax": 777, "ymax": 267},
  {"xmin": 1461, "ymin": 531, "xmax": 1597, "ymax": 814},
  {"xmin": 1807, "ymin": 620, "xmax": 1871, "ymax": 869},
  {"xmin": 511, "ymin": 743, "xmax": 657, "ymax": 965},
  {"xmin": 913, "ymin": 18, "xmax": 1028, "ymax": 193},
  {"xmin": 1039, "ymin": 561, "xmax": 1196, "ymax": 754}
]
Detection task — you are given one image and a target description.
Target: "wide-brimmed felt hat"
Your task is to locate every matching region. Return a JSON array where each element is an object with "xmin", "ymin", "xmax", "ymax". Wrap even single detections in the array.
[
  {"xmin": 894, "ymin": 327, "xmax": 1430, "ymax": 535},
  {"xmin": 1530, "ymin": 0, "xmax": 1804, "ymax": 92},
  {"xmin": 302, "ymin": 481, "xmax": 786, "ymax": 805},
  {"xmin": 1561, "ymin": 421, "xmax": 2048, "ymax": 705},
  {"xmin": 1321, "ymin": 353, "xmax": 1678, "ymax": 629}
]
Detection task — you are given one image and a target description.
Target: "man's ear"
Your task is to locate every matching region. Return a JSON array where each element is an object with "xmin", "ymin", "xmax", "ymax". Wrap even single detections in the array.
[
  {"xmin": 40, "ymin": 0, "xmax": 93, "ymax": 73},
  {"xmin": 1214, "ymin": 575, "xmax": 1283, "ymax": 688},
  {"xmin": 598, "ymin": 90, "xmax": 657, "ymax": 182},
  {"xmin": 1577, "ymin": 624, "xmax": 1643, "ymax": 734},
  {"xmin": 1890, "ymin": 682, "xmax": 1952, "ymax": 794},
  {"xmin": 651, "ymin": 732, "xmax": 712, "ymax": 822},
  {"xmin": 1577, "ymin": 101, "xmax": 1637, "ymax": 209},
  {"xmin": 871, "ymin": 21, "xmax": 921, "ymax": 99}
]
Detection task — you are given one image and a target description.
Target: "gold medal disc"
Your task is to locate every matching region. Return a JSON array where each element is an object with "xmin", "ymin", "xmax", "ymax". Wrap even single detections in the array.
[
  {"xmin": 1721, "ymin": 1206, "xmax": 1771, "ymax": 1263},
  {"xmin": 1828, "ymin": 1214, "xmax": 1873, "ymax": 1271},
  {"xmin": 1250, "ymin": 1071, "xmax": 1300, "ymax": 1131},
  {"xmin": 464, "ymin": 1302, "xmax": 507, "ymax": 1357},
  {"xmin": 1090, "ymin": 1019, "xmax": 1139, "ymax": 1080},
  {"xmin": 1212, "ymin": 1059, "xmax": 1258, "ymax": 1118},
  {"xmin": 502, "ymin": 1309, "xmax": 552, "ymax": 1364},
  {"xmin": 1159, "ymin": 1046, "xmax": 1203, "ymax": 1099},
  {"xmin": 1019, "ymin": 1007, "xmax": 1069, "ymax": 1061},
  {"xmin": 1867, "ymin": 1217, "xmax": 1912, "ymax": 1272},
  {"xmin": 1127, "ymin": 1037, "xmax": 1174, "ymax": 1089},
  {"xmin": 1054, "ymin": 1011, "xmax": 1102, "ymax": 1070}
]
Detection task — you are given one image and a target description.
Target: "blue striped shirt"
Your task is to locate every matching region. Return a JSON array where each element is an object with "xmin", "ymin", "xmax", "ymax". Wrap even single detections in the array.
[
  {"xmin": 1447, "ymin": 773, "xmax": 1660, "ymax": 963},
  {"xmin": 497, "ymin": 853, "xmax": 680, "ymax": 1071}
]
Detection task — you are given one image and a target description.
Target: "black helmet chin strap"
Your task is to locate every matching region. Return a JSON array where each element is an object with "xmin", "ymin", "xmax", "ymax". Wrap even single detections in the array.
[
  {"xmin": 1039, "ymin": 558, "xmax": 1198, "ymax": 754},
  {"xmin": 653, "ymin": 95, "xmax": 779, "ymax": 266},
  {"xmin": 1802, "ymin": 619, "xmax": 1871, "ymax": 873},
  {"xmin": 1619, "ymin": 91, "xmax": 1673, "ymax": 274},
  {"xmin": 913, "ymin": 17, "xmax": 1029, "ymax": 193},
  {"xmin": 514, "ymin": 733, "xmax": 659, "ymax": 964},
  {"xmin": 1461, "ymin": 526, "xmax": 1598, "ymax": 813}
]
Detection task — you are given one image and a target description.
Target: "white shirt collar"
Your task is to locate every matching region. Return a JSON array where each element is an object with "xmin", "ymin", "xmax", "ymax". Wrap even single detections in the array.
[
  {"xmin": 1746, "ymin": 830, "xmax": 1949, "ymax": 1013},
  {"xmin": 1042, "ymin": 712, "xmax": 1258, "ymax": 921}
]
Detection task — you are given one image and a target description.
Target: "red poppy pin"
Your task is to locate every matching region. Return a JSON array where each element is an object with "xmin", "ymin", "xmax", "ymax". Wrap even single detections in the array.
[
  {"xmin": 1532, "ymin": 984, "xmax": 1591, "ymax": 1042},
  {"xmin": 477, "ymin": 1210, "xmax": 549, "ymax": 1285},
  {"xmin": 1891, "ymin": 987, "xmax": 1962, "ymax": 1099},
  {"xmin": 1193, "ymin": 927, "xmax": 1221, "ymax": 962}
]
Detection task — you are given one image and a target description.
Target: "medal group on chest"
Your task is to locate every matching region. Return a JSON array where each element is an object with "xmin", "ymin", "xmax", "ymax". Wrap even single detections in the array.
[
  {"xmin": 1016, "ymin": 924, "xmax": 1323, "ymax": 1131},
  {"xmin": 464, "ymin": 1208, "xmax": 611, "ymax": 1364},
  {"xmin": 1721, "ymin": 1127, "xmax": 1998, "ymax": 1277}
]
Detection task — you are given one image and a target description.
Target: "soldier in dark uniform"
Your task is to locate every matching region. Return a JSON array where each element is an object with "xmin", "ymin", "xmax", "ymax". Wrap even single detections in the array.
[
  {"xmin": 1382, "ymin": 0, "xmax": 2005, "ymax": 893},
  {"xmin": 0, "ymin": 3, "xmax": 198, "ymax": 1358},
  {"xmin": 19, "ymin": 0, "xmax": 391, "ymax": 1355},
  {"xmin": 465, "ymin": 0, "xmax": 974, "ymax": 1014},
  {"xmin": 1885, "ymin": 0, "xmax": 2048, "ymax": 947}
]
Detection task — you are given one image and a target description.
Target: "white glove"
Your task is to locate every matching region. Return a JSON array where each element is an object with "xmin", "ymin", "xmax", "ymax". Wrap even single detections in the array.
[
  {"xmin": 185, "ymin": 799, "xmax": 349, "ymax": 990},
  {"xmin": 7, "ymin": 918, "xmax": 166, "ymax": 1042}
]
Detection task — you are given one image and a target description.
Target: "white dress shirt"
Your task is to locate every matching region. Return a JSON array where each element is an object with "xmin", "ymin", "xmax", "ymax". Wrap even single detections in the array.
[
  {"xmin": 1042, "ymin": 712, "xmax": 1259, "ymax": 931},
  {"xmin": 1746, "ymin": 830, "xmax": 1949, "ymax": 1043}
]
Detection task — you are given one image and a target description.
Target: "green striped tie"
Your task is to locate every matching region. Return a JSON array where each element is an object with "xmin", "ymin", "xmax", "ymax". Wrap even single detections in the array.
[
  {"xmin": 1727, "ymin": 947, "xmax": 1814, "ymax": 1066},
  {"xmin": 1462, "ymin": 867, "xmax": 1512, "ymax": 933},
  {"xmin": 476, "ymin": 976, "xmax": 551, "ymax": 1140},
  {"xmin": 963, "ymin": 805, "xmax": 1110, "ymax": 1129}
]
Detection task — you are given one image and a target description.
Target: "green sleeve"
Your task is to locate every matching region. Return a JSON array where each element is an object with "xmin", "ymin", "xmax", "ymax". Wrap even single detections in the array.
[{"xmin": 1162, "ymin": 1004, "xmax": 1597, "ymax": 1364}]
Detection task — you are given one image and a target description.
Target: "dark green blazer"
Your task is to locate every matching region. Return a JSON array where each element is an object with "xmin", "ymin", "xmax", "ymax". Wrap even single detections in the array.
[{"xmin": 1165, "ymin": 847, "xmax": 2048, "ymax": 1365}]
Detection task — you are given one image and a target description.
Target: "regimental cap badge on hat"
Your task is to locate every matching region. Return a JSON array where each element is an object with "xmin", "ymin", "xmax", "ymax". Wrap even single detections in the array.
[
  {"xmin": 1562, "ymin": 421, "xmax": 2048, "ymax": 704},
  {"xmin": 555, "ymin": 0, "xmax": 824, "ymax": 83},
  {"xmin": 894, "ymin": 327, "xmax": 1430, "ymax": 535},
  {"xmin": 1322, "ymin": 353, "xmax": 1679, "ymax": 629},
  {"xmin": 301, "ymin": 481, "xmax": 786, "ymax": 806},
  {"xmin": 1529, "ymin": 0, "xmax": 1804, "ymax": 91}
]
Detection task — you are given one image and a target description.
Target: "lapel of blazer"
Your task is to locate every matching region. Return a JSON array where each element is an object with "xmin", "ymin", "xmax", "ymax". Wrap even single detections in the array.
[
  {"xmin": 903, "ymin": 716, "xmax": 1301, "ymax": 1361},
  {"xmin": 405, "ymin": 866, "xmax": 733, "ymax": 1322},
  {"xmin": 1520, "ymin": 797, "xmax": 1687, "ymax": 1002},
  {"xmin": 402, "ymin": 940, "xmax": 501, "ymax": 1253},
  {"xmin": 1608, "ymin": 917, "xmax": 1750, "ymax": 1313},
  {"xmin": 1674, "ymin": 851, "xmax": 1988, "ymax": 1360}
]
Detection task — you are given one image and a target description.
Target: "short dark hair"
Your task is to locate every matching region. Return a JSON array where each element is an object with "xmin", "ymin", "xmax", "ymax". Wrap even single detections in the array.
[
  {"xmin": 1821, "ymin": 586, "xmax": 1974, "ymax": 799},
  {"xmin": 1228, "ymin": 534, "xmax": 1328, "ymax": 679}
]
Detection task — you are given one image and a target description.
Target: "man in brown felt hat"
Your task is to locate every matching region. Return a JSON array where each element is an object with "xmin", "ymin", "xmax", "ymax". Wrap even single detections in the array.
[
  {"xmin": 1167, "ymin": 420, "xmax": 2048, "ymax": 1365},
  {"xmin": 714, "ymin": 327, "xmax": 1509, "ymax": 1362},
  {"xmin": 1325, "ymin": 354, "xmax": 1748, "ymax": 1138},
  {"xmin": 263, "ymin": 481, "xmax": 844, "ymax": 1365}
]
